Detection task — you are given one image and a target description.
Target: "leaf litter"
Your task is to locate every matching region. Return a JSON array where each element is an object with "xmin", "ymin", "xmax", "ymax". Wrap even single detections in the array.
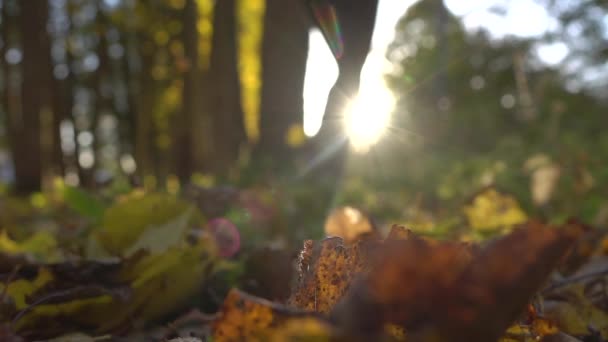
[{"xmin": 0, "ymin": 187, "xmax": 607, "ymax": 341}]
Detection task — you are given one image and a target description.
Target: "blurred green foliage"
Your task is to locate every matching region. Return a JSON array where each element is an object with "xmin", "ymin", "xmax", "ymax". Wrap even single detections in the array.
[{"xmin": 329, "ymin": 0, "xmax": 608, "ymax": 229}]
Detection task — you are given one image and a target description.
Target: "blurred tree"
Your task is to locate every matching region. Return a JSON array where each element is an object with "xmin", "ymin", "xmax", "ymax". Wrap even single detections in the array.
[
  {"xmin": 257, "ymin": 0, "xmax": 310, "ymax": 162},
  {"xmin": 0, "ymin": 0, "xmax": 19, "ymax": 180},
  {"xmin": 308, "ymin": 0, "xmax": 379, "ymax": 180},
  {"xmin": 7, "ymin": 0, "xmax": 55, "ymax": 193},
  {"xmin": 48, "ymin": 0, "xmax": 75, "ymax": 180},
  {"xmin": 207, "ymin": 0, "xmax": 247, "ymax": 174},
  {"xmin": 542, "ymin": 0, "xmax": 608, "ymax": 96},
  {"xmin": 176, "ymin": 0, "xmax": 203, "ymax": 181},
  {"xmin": 383, "ymin": 0, "xmax": 607, "ymax": 220}
]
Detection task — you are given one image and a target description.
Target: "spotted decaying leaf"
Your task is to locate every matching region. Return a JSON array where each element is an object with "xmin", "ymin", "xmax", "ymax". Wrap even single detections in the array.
[
  {"xmin": 286, "ymin": 237, "xmax": 371, "ymax": 314},
  {"xmin": 287, "ymin": 225, "xmax": 411, "ymax": 314},
  {"xmin": 212, "ymin": 289, "xmax": 332, "ymax": 342},
  {"xmin": 330, "ymin": 220, "xmax": 583, "ymax": 341}
]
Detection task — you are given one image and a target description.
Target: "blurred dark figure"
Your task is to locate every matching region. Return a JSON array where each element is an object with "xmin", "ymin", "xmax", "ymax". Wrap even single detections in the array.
[{"xmin": 305, "ymin": 0, "xmax": 378, "ymax": 188}]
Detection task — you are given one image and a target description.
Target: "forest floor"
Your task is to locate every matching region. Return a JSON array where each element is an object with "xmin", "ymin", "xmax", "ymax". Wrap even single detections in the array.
[{"xmin": 0, "ymin": 183, "xmax": 607, "ymax": 341}]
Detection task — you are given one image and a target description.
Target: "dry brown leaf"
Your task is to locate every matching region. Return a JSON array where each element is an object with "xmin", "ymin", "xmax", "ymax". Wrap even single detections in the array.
[
  {"xmin": 440, "ymin": 221, "xmax": 580, "ymax": 340},
  {"xmin": 330, "ymin": 221, "xmax": 582, "ymax": 341},
  {"xmin": 558, "ymin": 219, "xmax": 604, "ymax": 275}
]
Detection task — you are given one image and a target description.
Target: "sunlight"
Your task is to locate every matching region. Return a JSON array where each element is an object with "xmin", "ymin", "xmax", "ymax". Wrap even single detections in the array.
[
  {"xmin": 302, "ymin": 0, "xmax": 408, "ymax": 147},
  {"xmin": 342, "ymin": 93, "xmax": 393, "ymax": 153},
  {"xmin": 343, "ymin": 52, "xmax": 395, "ymax": 152},
  {"xmin": 303, "ymin": 29, "xmax": 339, "ymax": 137}
]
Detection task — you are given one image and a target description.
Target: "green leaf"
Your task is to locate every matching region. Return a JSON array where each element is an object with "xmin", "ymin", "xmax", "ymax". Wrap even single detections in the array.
[
  {"xmin": 63, "ymin": 186, "xmax": 105, "ymax": 223},
  {"xmin": 96, "ymin": 193, "xmax": 195, "ymax": 255}
]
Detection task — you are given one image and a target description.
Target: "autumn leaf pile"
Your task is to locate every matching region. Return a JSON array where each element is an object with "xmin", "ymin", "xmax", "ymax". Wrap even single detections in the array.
[{"xmin": 0, "ymin": 185, "xmax": 607, "ymax": 341}]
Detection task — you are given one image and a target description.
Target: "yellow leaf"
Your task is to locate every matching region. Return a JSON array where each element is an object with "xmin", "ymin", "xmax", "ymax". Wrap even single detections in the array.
[
  {"xmin": 0, "ymin": 230, "xmax": 61, "ymax": 262},
  {"xmin": 463, "ymin": 188, "xmax": 528, "ymax": 231},
  {"xmin": 2, "ymin": 267, "xmax": 54, "ymax": 309},
  {"xmin": 213, "ymin": 289, "xmax": 333, "ymax": 341}
]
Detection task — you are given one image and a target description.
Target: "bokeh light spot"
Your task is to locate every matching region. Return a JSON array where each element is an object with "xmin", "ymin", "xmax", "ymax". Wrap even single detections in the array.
[{"xmin": 208, "ymin": 218, "xmax": 241, "ymax": 258}]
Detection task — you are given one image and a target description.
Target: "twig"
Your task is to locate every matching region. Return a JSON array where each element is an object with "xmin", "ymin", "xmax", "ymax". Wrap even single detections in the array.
[
  {"xmin": 161, "ymin": 309, "xmax": 218, "ymax": 340},
  {"xmin": 543, "ymin": 268, "xmax": 608, "ymax": 294},
  {"xmin": 1, "ymin": 264, "xmax": 21, "ymax": 304}
]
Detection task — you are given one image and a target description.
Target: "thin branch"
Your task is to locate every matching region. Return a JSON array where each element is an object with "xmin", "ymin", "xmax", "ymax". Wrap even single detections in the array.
[{"xmin": 542, "ymin": 268, "xmax": 608, "ymax": 294}]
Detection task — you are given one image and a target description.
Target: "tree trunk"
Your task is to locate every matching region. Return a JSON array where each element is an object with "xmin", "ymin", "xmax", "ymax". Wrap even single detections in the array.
[
  {"xmin": 176, "ymin": 0, "xmax": 202, "ymax": 182},
  {"xmin": 257, "ymin": 0, "xmax": 310, "ymax": 162},
  {"xmin": 12, "ymin": 0, "xmax": 54, "ymax": 193},
  {"xmin": 309, "ymin": 0, "xmax": 378, "ymax": 180},
  {"xmin": 134, "ymin": 53, "xmax": 155, "ymax": 181},
  {"xmin": 125, "ymin": 1, "xmax": 155, "ymax": 182},
  {"xmin": 1, "ymin": 0, "xmax": 20, "ymax": 185},
  {"xmin": 118, "ymin": 30, "xmax": 136, "ymax": 160},
  {"xmin": 50, "ymin": 56, "xmax": 69, "ymax": 179},
  {"xmin": 207, "ymin": 0, "xmax": 247, "ymax": 174},
  {"xmin": 90, "ymin": 5, "xmax": 113, "ymax": 186}
]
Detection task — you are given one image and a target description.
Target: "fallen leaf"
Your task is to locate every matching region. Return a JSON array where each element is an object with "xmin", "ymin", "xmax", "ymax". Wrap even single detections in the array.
[
  {"xmin": 287, "ymin": 236, "xmax": 375, "ymax": 314},
  {"xmin": 213, "ymin": 289, "xmax": 331, "ymax": 341},
  {"xmin": 330, "ymin": 221, "xmax": 581, "ymax": 341},
  {"xmin": 0, "ymin": 230, "xmax": 62, "ymax": 263},
  {"xmin": 61, "ymin": 186, "xmax": 106, "ymax": 224},
  {"xmin": 288, "ymin": 225, "xmax": 410, "ymax": 314},
  {"xmin": 123, "ymin": 208, "xmax": 194, "ymax": 257},
  {"xmin": 324, "ymin": 206, "xmax": 377, "ymax": 243},
  {"xmin": 463, "ymin": 187, "xmax": 528, "ymax": 232},
  {"xmin": 543, "ymin": 284, "xmax": 608, "ymax": 339},
  {"xmin": 96, "ymin": 193, "xmax": 196, "ymax": 256}
]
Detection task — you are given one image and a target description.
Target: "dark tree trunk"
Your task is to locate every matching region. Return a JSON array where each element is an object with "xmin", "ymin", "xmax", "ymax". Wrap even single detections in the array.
[
  {"xmin": 125, "ymin": 1, "xmax": 155, "ymax": 182},
  {"xmin": 12, "ymin": 0, "xmax": 55, "ymax": 193},
  {"xmin": 51, "ymin": 0, "xmax": 78, "ymax": 182},
  {"xmin": 175, "ymin": 0, "xmax": 202, "ymax": 182},
  {"xmin": 309, "ymin": 0, "xmax": 378, "ymax": 180},
  {"xmin": 257, "ymin": 0, "xmax": 310, "ymax": 162},
  {"xmin": 50, "ymin": 59, "xmax": 69, "ymax": 179},
  {"xmin": 207, "ymin": 0, "xmax": 247, "ymax": 174},
  {"xmin": 48, "ymin": 2, "xmax": 69, "ymax": 179},
  {"xmin": 118, "ymin": 31, "xmax": 136, "ymax": 159},
  {"xmin": 134, "ymin": 52, "xmax": 155, "ymax": 181},
  {"xmin": 1, "ymin": 1, "xmax": 21, "ymax": 185},
  {"xmin": 82, "ymin": 5, "xmax": 112, "ymax": 188}
]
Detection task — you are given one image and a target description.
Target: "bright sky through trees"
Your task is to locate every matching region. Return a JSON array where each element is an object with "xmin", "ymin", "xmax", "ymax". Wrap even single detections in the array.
[{"xmin": 302, "ymin": 0, "xmax": 571, "ymax": 144}]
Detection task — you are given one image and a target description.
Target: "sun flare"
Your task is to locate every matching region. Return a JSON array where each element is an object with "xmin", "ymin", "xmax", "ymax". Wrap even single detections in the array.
[{"xmin": 343, "ymin": 89, "xmax": 393, "ymax": 152}]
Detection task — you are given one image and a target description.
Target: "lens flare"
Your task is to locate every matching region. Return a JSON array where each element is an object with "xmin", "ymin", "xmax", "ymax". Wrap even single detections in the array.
[
  {"xmin": 343, "ymin": 87, "xmax": 394, "ymax": 153},
  {"xmin": 308, "ymin": 0, "xmax": 344, "ymax": 59}
]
